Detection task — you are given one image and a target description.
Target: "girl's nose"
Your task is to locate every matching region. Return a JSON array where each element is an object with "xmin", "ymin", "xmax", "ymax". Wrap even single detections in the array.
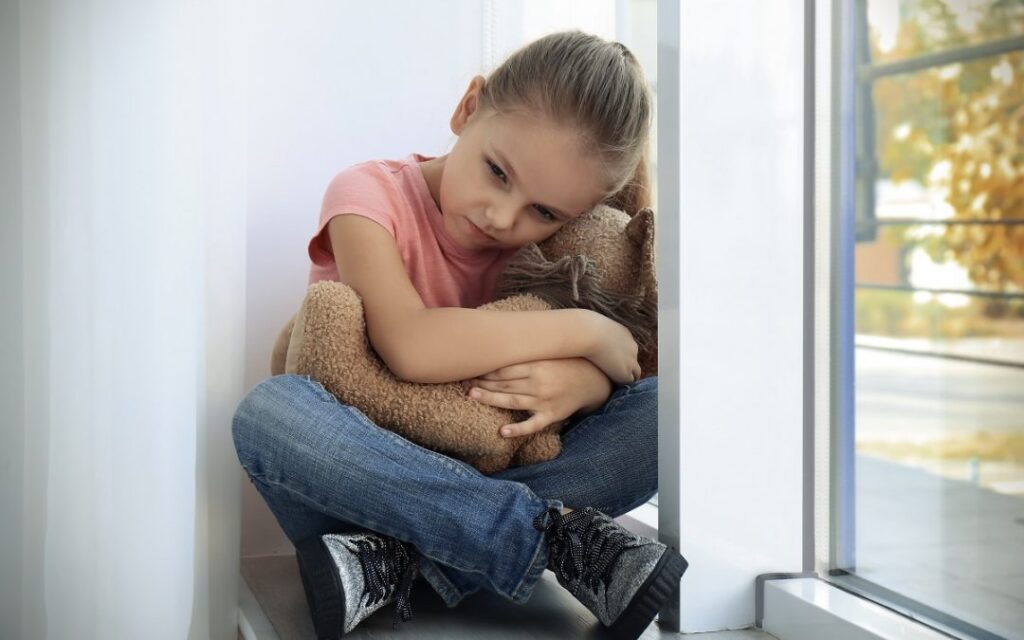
[{"xmin": 486, "ymin": 203, "xmax": 517, "ymax": 231}]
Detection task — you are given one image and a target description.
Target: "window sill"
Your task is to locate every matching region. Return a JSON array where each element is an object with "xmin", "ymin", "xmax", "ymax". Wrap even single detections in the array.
[{"xmin": 759, "ymin": 577, "xmax": 953, "ymax": 640}]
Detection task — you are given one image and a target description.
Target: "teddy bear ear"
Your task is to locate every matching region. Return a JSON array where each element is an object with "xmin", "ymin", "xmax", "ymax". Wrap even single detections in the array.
[
  {"xmin": 625, "ymin": 207, "xmax": 653, "ymax": 244},
  {"xmin": 625, "ymin": 208, "xmax": 657, "ymax": 298}
]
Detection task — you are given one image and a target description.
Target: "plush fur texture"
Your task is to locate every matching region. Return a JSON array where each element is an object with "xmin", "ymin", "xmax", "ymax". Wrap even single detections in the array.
[{"xmin": 270, "ymin": 205, "xmax": 657, "ymax": 474}]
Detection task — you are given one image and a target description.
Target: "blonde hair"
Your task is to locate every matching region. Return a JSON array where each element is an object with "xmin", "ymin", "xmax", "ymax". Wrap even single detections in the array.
[{"xmin": 476, "ymin": 30, "xmax": 653, "ymax": 216}]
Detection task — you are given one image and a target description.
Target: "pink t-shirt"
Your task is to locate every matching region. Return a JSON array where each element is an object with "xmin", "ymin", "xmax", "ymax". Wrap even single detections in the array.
[{"xmin": 308, "ymin": 153, "xmax": 519, "ymax": 308}]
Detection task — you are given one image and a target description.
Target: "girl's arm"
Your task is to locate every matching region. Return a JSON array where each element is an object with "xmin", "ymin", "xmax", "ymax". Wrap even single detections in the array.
[
  {"xmin": 388, "ymin": 307, "xmax": 604, "ymax": 383},
  {"xmin": 327, "ymin": 214, "xmax": 639, "ymax": 384}
]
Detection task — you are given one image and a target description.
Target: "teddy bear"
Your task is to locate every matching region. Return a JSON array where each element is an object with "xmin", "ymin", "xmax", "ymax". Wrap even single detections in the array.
[{"xmin": 270, "ymin": 204, "xmax": 657, "ymax": 474}]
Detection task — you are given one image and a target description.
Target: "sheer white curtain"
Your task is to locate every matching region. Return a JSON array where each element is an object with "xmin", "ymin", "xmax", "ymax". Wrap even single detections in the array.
[{"xmin": 1, "ymin": 1, "xmax": 247, "ymax": 638}]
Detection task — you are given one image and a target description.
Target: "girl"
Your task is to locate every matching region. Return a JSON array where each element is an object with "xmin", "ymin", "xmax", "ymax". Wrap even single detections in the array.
[{"xmin": 232, "ymin": 30, "xmax": 686, "ymax": 640}]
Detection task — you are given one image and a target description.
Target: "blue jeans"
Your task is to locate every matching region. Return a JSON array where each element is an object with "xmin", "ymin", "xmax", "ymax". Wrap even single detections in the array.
[{"xmin": 231, "ymin": 373, "xmax": 657, "ymax": 607}]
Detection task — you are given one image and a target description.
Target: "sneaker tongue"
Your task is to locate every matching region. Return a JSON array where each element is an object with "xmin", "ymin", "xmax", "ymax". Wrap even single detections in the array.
[
  {"xmin": 352, "ymin": 538, "xmax": 396, "ymax": 604},
  {"xmin": 391, "ymin": 547, "xmax": 420, "ymax": 628},
  {"xmin": 539, "ymin": 507, "xmax": 634, "ymax": 590}
]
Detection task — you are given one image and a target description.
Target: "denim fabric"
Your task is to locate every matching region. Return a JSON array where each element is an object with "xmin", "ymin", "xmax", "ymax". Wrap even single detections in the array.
[{"xmin": 231, "ymin": 373, "xmax": 657, "ymax": 608}]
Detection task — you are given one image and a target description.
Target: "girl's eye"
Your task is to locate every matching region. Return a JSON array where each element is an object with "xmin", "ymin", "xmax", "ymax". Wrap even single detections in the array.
[
  {"xmin": 486, "ymin": 160, "xmax": 507, "ymax": 183},
  {"xmin": 534, "ymin": 206, "xmax": 556, "ymax": 222},
  {"xmin": 487, "ymin": 158, "xmax": 556, "ymax": 222}
]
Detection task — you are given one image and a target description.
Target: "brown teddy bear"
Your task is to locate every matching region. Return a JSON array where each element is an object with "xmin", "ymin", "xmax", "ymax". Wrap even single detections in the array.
[{"xmin": 270, "ymin": 205, "xmax": 657, "ymax": 474}]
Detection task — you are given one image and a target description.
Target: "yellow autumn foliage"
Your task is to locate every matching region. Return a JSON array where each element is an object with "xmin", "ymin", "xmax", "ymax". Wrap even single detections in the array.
[{"xmin": 869, "ymin": 4, "xmax": 1024, "ymax": 292}]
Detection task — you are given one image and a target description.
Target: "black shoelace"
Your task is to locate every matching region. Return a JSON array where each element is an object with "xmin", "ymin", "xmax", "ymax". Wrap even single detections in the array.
[
  {"xmin": 533, "ymin": 507, "xmax": 632, "ymax": 593},
  {"xmin": 349, "ymin": 536, "xmax": 421, "ymax": 629}
]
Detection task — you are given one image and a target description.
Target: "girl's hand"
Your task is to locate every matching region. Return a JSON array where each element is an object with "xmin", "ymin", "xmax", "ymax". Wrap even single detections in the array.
[
  {"xmin": 583, "ymin": 313, "xmax": 641, "ymax": 385},
  {"xmin": 463, "ymin": 358, "xmax": 613, "ymax": 439}
]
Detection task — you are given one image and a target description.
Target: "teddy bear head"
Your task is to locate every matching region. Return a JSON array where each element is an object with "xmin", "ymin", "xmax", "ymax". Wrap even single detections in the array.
[{"xmin": 497, "ymin": 204, "xmax": 658, "ymax": 376}]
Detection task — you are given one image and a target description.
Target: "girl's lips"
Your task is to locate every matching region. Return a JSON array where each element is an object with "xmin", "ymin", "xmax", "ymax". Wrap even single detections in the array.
[{"xmin": 467, "ymin": 219, "xmax": 496, "ymax": 242}]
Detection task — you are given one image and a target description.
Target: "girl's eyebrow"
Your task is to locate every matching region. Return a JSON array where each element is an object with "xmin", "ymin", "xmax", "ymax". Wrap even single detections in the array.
[{"xmin": 492, "ymin": 146, "xmax": 570, "ymax": 218}]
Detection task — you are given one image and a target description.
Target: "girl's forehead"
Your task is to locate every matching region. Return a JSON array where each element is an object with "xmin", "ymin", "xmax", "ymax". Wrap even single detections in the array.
[{"xmin": 479, "ymin": 112, "xmax": 609, "ymax": 216}]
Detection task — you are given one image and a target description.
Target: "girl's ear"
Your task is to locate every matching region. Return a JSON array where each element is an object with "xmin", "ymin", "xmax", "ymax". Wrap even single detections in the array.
[{"xmin": 451, "ymin": 75, "xmax": 487, "ymax": 135}]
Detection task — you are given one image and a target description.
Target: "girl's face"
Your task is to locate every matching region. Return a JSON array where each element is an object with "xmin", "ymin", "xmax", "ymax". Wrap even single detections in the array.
[{"xmin": 430, "ymin": 76, "xmax": 609, "ymax": 252}]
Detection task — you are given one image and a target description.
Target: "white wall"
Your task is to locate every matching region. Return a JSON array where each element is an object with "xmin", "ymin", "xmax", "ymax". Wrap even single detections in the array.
[
  {"xmin": 675, "ymin": 0, "xmax": 806, "ymax": 631},
  {"xmin": 241, "ymin": 0, "xmax": 486, "ymax": 557}
]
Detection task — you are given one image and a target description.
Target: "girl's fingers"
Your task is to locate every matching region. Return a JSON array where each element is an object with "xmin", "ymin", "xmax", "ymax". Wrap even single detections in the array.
[
  {"xmin": 500, "ymin": 413, "xmax": 551, "ymax": 438},
  {"xmin": 462, "ymin": 365, "xmax": 531, "ymax": 392},
  {"xmin": 470, "ymin": 378, "xmax": 528, "ymax": 394},
  {"xmin": 468, "ymin": 387, "xmax": 532, "ymax": 412},
  {"xmin": 480, "ymin": 363, "xmax": 532, "ymax": 380}
]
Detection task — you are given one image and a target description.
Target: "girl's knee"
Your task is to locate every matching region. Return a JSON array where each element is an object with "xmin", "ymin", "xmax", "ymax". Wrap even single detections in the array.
[
  {"xmin": 623, "ymin": 375, "xmax": 657, "ymax": 457},
  {"xmin": 231, "ymin": 374, "xmax": 320, "ymax": 469},
  {"xmin": 633, "ymin": 374, "xmax": 657, "ymax": 397},
  {"xmin": 233, "ymin": 376, "xmax": 284, "ymax": 438},
  {"xmin": 617, "ymin": 375, "xmax": 657, "ymax": 420}
]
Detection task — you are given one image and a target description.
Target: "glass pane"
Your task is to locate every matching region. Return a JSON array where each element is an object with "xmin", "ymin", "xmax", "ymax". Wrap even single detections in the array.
[
  {"xmin": 847, "ymin": 18, "xmax": 1024, "ymax": 638},
  {"xmin": 867, "ymin": 0, "xmax": 1024, "ymax": 64}
]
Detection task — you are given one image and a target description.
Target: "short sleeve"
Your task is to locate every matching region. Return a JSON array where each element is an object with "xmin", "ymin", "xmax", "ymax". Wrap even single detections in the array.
[{"xmin": 307, "ymin": 162, "xmax": 400, "ymax": 269}]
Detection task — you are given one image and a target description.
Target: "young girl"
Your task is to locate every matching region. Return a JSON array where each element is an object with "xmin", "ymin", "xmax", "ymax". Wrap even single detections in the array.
[{"xmin": 232, "ymin": 30, "xmax": 686, "ymax": 640}]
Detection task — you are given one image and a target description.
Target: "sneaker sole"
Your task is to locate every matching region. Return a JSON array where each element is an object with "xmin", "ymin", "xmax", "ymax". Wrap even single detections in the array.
[
  {"xmin": 295, "ymin": 536, "xmax": 346, "ymax": 640},
  {"xmin": 608, "ymin": 548, "xmax": 689, "ymax": 640}
]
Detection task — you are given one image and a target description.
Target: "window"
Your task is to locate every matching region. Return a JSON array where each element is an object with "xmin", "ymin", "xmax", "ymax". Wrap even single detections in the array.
[{"xmin": 827, "ymin": 1, "xmax": 1024, "ymax": 638}]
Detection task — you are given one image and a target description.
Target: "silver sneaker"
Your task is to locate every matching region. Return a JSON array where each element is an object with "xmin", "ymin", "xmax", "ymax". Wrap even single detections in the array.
[
  {"xmin": 534, "ymin": 506, "xmax": 688, "ymax": 640},
  {"xmin": 295, "ymin": 531, "xmax": 420, "ymax": 638}
]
